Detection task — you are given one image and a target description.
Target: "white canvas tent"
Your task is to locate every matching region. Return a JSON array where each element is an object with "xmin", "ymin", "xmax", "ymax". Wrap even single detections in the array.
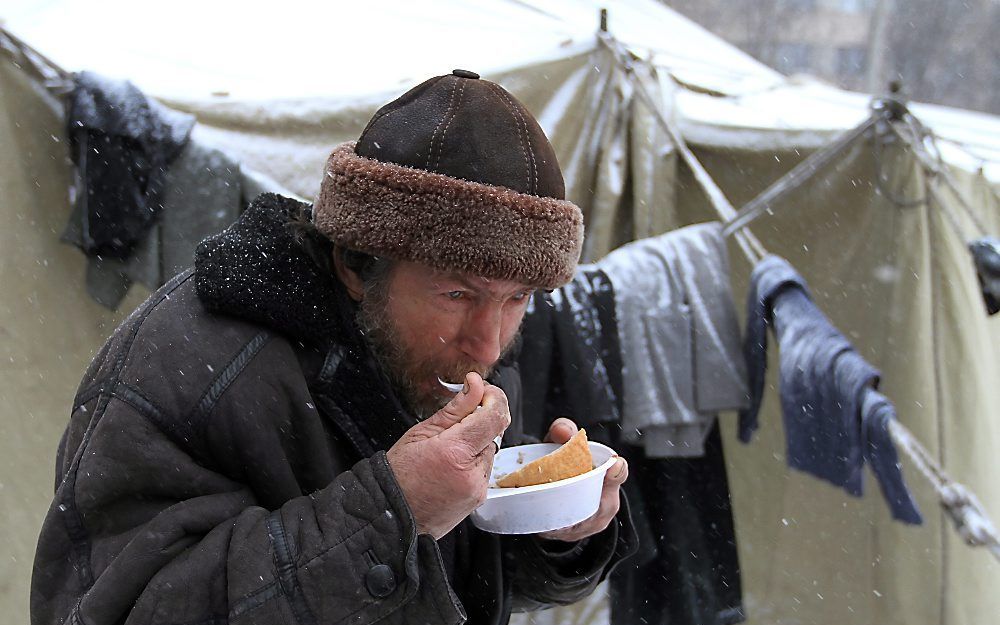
[{"xmin": 2, "ymin": 1, "xmax": 998, "ymax": 623}]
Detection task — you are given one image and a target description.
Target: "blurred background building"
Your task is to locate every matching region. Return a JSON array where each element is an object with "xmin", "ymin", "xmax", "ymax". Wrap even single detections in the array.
[{"xmin": 662, "ymin": 0, "xmax": 1000, "ymax": 115}]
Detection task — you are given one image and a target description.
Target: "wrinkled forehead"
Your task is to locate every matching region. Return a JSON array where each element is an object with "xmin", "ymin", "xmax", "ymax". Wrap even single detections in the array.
[{"xmin": 399, "ymin": 260, "xmax": 534, "ymax": 297}]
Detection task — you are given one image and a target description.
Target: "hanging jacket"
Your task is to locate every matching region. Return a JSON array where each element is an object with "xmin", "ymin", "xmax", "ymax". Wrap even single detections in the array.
[
  {"xmin": 596, "ymin": 222, "xmax": 747, "ymax": 458},
  {"xmin": 517, "ymin": 252, "xmax": 746, "ymax": 625},
  {"xmin": 969, "ymin": 236, "xmax": 1000, "ymax": 315}
]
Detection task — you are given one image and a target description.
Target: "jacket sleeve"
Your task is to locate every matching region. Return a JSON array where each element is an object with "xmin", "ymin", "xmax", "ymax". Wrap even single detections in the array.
[
  {"xmin": 504, "ymin": 492, "xmax": 638, "ymax": 612},
  {"xmin": 31, "ymin": 391, "xmax": 465, "ymax": 625}
]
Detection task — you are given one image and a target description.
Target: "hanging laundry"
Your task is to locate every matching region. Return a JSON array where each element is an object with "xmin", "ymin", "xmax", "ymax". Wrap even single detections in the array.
[
  {"xmin": 518, "ymin": 257, "xmax": 745, "ymax": 625},
  {"xmin": 860, "ymin": 390, "xmax": 924, "ymax": 524},
  {"xmin": 65, "ymin": 71, "xmax": 195, "ymax": 259},
  {"xmin": 739, "ymin": 254, "xmax": 922, "ymax": 524},
  {"xmin": 607, "ymin": 422, "xmax": 745, "ymax": 625},
  {"xmin": 519, "ymin": 267, "xmax": 623, "ymax": 438},
  {"xmin": 968, "ymin": 237, "xmax": 1000, "ymax": 315},
  {"xmin": 597, "ymin": 222, "xmax": 747, "ymax": 458},
  {"xmin": 62, "ymin": 139, "xmax": 245, "ymax": 308}
]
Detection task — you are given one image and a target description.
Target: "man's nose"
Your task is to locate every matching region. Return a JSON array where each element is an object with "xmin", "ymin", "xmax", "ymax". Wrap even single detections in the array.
[{"xmin": 460, "ymin": 303, "xmax": 504, "ymax": 366}]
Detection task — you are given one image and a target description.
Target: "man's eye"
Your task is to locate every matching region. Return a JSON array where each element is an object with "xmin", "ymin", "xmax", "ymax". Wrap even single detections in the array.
[
  {"xmin": 510, "ymin": 290, "xmax": 532, "ymax": 302},
  {"xmin": 446, "ymin": 291, "xmax": 464, "ymax": 300}
]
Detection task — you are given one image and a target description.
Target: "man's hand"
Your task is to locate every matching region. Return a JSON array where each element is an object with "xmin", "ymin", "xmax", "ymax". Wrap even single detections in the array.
[
  {"xmin": 537, "ymin": 418, "xmax": 628, "ymax": 543},
  {"xmin": 386, "ymin": 372, "xmax": 510, "ymax": 539}
]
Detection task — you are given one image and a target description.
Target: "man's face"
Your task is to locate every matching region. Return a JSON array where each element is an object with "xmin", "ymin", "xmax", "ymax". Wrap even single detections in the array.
[{"xmin": 358, "ymin": 260, "xmax": 534, "ymax": 418}]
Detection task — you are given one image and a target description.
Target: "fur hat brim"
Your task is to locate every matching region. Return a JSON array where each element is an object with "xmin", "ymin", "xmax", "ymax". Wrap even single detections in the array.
[{"xmin": 313, "ymin": 142, "xmax": 583, "ymax": 289}]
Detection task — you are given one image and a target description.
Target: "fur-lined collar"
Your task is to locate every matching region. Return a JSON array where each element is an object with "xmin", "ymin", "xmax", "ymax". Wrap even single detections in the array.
[{"xmin": 195, "ymin": 192, "xmax": 350, "ymax": 347}]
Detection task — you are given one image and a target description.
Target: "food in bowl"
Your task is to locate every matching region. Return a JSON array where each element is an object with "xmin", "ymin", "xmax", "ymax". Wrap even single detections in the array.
[{"xmin": 495, "ymin": 429, "xmax": 593, "ymax": 488}]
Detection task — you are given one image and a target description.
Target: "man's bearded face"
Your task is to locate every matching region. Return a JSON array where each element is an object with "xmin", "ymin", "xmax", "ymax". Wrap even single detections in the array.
[{"xmin": 357, "ymin": 260, "xmax": 533, "ymax": 419}]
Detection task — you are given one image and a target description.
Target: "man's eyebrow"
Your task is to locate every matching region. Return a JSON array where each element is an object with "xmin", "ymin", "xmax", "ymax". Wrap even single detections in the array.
[{"xmin": 436, "ymin": 273, "xmax": 532, "ymax": 296}]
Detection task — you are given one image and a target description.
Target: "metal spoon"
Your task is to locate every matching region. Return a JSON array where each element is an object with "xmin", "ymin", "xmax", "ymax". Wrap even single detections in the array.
[{"xmin": 438, "ymin": 376, "xmax": 504, "ymax": 451}]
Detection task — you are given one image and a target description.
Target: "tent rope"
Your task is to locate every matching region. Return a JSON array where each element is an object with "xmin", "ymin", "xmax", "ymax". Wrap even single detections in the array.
[
  {"xmin": 888, "ymin": 113, "xmax": 992, "ymax": 237},
  {"xmin": 599, "ymin": 26, "xmax": 1000, "ymax": 564},
  {"xmin": 0, "ymin": 26, "xmax": 72, "ymax": 95},
  {"xmin": 872, "ymin": 116, "xmax": 927, "ymax": 209},
  {"xmin": 597, "ymin": 34, "xmax": 766, "ymax": 266},
  {"xmin": 888, "ymin": 420, "xmax": 1000, "ymax": 563},
  {"xmin": 722, "ymin": 114, "xmax": 879, "ymax": 237}
]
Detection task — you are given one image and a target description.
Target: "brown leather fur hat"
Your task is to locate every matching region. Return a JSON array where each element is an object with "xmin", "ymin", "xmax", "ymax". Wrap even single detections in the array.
[{"xmin": 313, "ymin": 70, "xmax": 583, "ymax": 289}]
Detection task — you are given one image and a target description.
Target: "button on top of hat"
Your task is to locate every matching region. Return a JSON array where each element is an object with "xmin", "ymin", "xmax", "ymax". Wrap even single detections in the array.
[{"xmin": 452, "ymin": 69, "xmax": 480, "ymax": 79}]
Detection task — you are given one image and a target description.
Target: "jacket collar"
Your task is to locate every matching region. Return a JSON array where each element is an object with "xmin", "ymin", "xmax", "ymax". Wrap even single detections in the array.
[
  {"xmin": 195, "ymin": 193, "xmax": 417, "ymax": 452},
  {"xmin": 194, "ymin": 192, "xmax": 520, "ymax": 455}
]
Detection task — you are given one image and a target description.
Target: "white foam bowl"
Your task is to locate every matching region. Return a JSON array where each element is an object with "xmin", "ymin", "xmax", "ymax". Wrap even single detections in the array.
[{"xmin": 471, "ymin": 441, "xmax": 619, "ymax": 534}]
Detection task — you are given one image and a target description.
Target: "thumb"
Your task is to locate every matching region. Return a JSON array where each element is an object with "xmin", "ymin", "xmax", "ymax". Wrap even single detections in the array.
[{"xmin": 423, "ymin": 372, "xmax": 486, "ymax": 430}]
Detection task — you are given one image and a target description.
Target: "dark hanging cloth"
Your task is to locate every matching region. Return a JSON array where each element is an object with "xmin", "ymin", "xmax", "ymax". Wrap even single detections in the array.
[
  {"xmin": 739, "ymin": 254, "xmax": 921, "ymax": 524},
  {"xmin": 61, "ymin": 139, "xmax": 245, "ymax": 308},
  {"xmin": 519, "ymin": 266, "xmax": 745, "ymax": 625},
  {"xmin": 969, "ymin": 237, "xmax": 1000, "ymax": 315},
  {"xmin": 859, "ymin": 390, "xmax": 924, "ymax": 524},
  {"xmin": 602, "ymin": 422, "xmax": 745, "ymax": 625},
  {"xmin": 66, "ymin": 71, "xmax": 195, "ymax": 258},
  {"xmin": 519, "ymin": 267, "xmax": 623, "ymax": 438}
]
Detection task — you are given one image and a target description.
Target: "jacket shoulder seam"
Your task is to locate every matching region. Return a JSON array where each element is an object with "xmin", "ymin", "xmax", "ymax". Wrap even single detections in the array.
[{"xmin": 189, "ymin": 330, "xmax": 275, "ymax": 448}]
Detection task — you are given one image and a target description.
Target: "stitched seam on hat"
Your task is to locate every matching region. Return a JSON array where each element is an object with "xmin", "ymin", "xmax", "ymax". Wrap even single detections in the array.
[
  {"xmin": 434, "ymin": 80, "xmax": 467, "ymax": 171},
  {"xmin": 492, "ymin": 84, "xmax": 538, "ymax": 196},
  {"xmin": 487, "ymin": 82, "xmax": 533, "ymax": 194},
  {"xmin": 426, "ymin": 79, "xmax": 461, "ymax": 171}
]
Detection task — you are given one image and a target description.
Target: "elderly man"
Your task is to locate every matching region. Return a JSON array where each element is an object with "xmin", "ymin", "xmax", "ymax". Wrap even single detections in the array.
[{"xmin": 32, "ymin": 71, "xmax": 636, "ymax": 625}]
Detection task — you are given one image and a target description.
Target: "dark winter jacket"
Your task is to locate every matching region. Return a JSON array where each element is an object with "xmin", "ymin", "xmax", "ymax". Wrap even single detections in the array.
[{"xmin": 31, "ymin": 193, "xmax": 636, "ymax": 625}]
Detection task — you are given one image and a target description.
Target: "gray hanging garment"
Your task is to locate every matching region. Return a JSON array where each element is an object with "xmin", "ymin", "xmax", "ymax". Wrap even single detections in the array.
[{"xmin": 596, "ymin": 222, "xmax": 747, "ymax": 458}]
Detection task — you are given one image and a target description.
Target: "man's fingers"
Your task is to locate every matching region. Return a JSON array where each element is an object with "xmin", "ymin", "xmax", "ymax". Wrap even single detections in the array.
[
  {"xmin": 539, "ymin": 466, "xmax": 628, "ymax": 542},
  {"xmin": 544, "ymin": 417, "xmax": 578, "ymax": 444},
  {"xmin": 538, "ymin": 458, "xmax": 626, "ymax": 541},
  {"xmin": 605, "ymin": 457, "xmax": 628, "ymax": 485},
  {"xmin": 426, "ymin": 372, "xmax": 486, "ymax": 429},
  {"xmin": 442, "ymin": 384, "xmax": 510, "ymax": 451}
]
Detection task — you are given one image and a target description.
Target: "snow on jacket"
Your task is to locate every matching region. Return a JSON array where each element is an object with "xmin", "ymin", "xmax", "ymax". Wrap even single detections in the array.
[{"xmin": 31, "ymin": 193, "xmax": 637, "ymax": 625}]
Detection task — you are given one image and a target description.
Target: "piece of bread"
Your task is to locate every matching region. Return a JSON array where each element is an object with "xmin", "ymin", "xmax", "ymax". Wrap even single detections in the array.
[{"xmin": 496, "ymin": 429, "xmax": 593, "ymax": 488}]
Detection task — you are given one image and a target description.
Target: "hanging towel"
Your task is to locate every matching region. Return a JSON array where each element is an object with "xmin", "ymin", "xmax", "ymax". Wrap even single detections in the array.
[
  {"xmin": 969, "ymin": 237, "xmax": 1000, "ymax": 315},
  {"xmin": 597, "ymin": 222, "xmax": 747, "ymax": 457},
  {"xmin": 740, "ymin": 255, "xmax": 921, "ymax": 524}
]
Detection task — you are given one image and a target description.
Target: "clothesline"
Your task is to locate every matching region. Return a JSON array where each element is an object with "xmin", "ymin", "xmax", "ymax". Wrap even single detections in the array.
[
  {"xmin": 601, "ymin": 29, "xmax": 1000, "ymax": 565},
  {"xmin": 722, "ymin": 114, "xmax": 879, "ymax": 238},
  {"xmin": 888, "ymin": 421, "xmax": 1000, "ymax": 561},
  {"xmin": 0, "ymin": 26, "xmax": 72, "ymax": 95}
]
